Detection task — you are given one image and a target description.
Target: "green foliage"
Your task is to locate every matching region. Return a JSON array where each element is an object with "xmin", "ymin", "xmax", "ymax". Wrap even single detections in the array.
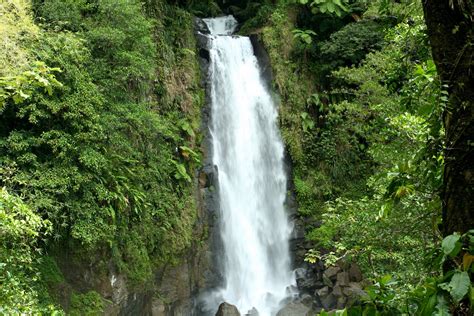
[
  {"xmin": 239, "ymin": 3, "xmax": 275, "ymax": 34},
  {"xmin": 0, "ymin": 188, "xmax": 62, "ymax": 314},
  {"xmin": 261, "ymin": 1, "xmax": 451, "ymax": 313},
  {"xmin": 1, "ymin": 0, "xmax": 204, "ymax": 299},
  {"xmin": 33, "ymin": 0, "xmax": 87, "ymax": 31},
  {"xmin": 297, "ymin": 0, "xmax": 349, "ymax": 17},
  {"xmin": 292, "ymin": 28, "xmax": 317, "ymax": 49},
  {"xmin": 69, "ymin": 291, "xmax": 104, "ymax": 316},
  {"xmin": 178, "ymin": 0, "xmax": 221, "ymax": 17},
  {"xmin": 328, "ymin": 275, "xmax": 401, "ymax": 315},
  {"xmin": 441, "ymin": 271, "xmax": 470, "ymax": 304},
  {"xmin": 442, "ymin": 234, "xmax": 462, "ymax": 258},
  {"xmin": 319, "ymin": 20, "xmax": 386, "ymax": 73},
  {"xmin": 262, "ymin": 7, "xmax": 311, "ymax": 162},
  {"xmin": 0, "ymin": 61, "xmax": 62, "ymax": 111},
  {"xmin": 38, "ymin": 256, "xmax": 65, "ymax": 285},
  {"xmin": 409, "ymin": 231, "xmax": 474, "ymax": 315}
]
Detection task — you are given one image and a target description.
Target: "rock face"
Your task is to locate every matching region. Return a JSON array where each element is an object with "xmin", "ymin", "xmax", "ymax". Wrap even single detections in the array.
[{"xmin": 215, "ymin": 302, "xmax": 241, "ymax": 316}]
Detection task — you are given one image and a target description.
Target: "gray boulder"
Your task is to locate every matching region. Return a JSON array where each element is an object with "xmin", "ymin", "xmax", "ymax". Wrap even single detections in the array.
[
  {"xmin": 348, "ymin": 264, "xmax": 363, "ymax": 282},
  {"xmin": 336, "ymin": 272, "xmax": 350, "ymax": 286},
  {"xmin": 216, "ymin": 302, "xmax": 240, "ymax": 316},
  {"xmin": 320, "ymin": 293, "xmax": 337, "ymax": 310},
  {"xmin": 276, "ymin": 302, "xmax": 312, "ymax": 316},
  {"xmin": 323, "ymin": 266, "xmax": 340, "ymax": 280}
]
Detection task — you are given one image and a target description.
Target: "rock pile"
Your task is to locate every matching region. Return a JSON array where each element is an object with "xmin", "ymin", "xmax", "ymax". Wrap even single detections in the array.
[{"xmin": 294, "ymin": 261, "xmax": 367, "ymax": 312}]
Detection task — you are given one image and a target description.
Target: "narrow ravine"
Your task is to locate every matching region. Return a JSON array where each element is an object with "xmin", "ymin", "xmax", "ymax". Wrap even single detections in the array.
[{"xmin": 202, "ymin": 16, "xmax": 296, "ymax": 316}]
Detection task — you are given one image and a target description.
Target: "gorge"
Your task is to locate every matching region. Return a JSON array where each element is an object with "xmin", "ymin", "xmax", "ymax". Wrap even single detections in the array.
[{"xmin": 1, "ymin": 1, "xmax": 472, "ymax": 315}]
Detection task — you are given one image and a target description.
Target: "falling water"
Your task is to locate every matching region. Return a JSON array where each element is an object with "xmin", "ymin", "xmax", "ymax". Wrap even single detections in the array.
[{"xmin": 202, "ymin": 16, "xmax": 295, "ymax": 316}]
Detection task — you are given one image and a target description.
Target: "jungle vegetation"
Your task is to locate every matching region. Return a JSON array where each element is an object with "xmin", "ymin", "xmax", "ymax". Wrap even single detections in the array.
[{"xmin": 0, "ymin": 0, "xmax": 472, "ymax": 314}]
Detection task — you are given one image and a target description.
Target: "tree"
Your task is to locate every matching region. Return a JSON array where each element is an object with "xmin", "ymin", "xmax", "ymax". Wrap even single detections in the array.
[{"xmin": 422, "ymin": 0, "xmax": 474, "ymax": 235}]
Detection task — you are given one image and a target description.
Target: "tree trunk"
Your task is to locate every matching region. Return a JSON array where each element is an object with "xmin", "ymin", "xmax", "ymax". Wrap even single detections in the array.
[{"xmin": 422, "ymin": 1, "xmax": 474, "ymax": 235}]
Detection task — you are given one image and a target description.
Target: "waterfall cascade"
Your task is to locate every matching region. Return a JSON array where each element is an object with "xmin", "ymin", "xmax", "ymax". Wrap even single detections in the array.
[{"xmin": 201, "ymin": 16, "xmax": 296, "ymax": 316}]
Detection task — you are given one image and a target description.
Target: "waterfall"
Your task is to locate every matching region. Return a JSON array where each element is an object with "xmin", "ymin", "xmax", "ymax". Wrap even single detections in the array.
[{"xmin": 202, "ymin": 16, "xmax": 296, "ymax": 316}]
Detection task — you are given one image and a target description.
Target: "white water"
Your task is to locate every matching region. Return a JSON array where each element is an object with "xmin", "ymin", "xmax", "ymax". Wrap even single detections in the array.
[{"xmin": 203, "ymin": 16, "xmax": 296, "ymax": 316}]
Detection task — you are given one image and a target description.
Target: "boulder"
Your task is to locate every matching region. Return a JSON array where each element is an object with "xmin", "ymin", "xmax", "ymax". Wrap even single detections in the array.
[
  {"xmin": 320, "ymin": 293, "xmax": 337, "ymax": 310},
  {"xmin": 332, "ymin": 285, "xmax": 343, "ymax": 297},
  {"xmin": 299, "ymin": 294, "xmax": 313, "ymax": 306},
  {"xmin": 349, "ymin": 264, "xmax": 363, "ymax": 282},
  {"xmin": 276, "ymin": 302, "xmax": 312, "ymax": 316},
  {"xmin": 199, "ymin": 48, "xmax": 210, "ymax": 62},
  {"xmin": 336, "ymin": 296, "xmax": 347, "ymax": 310},
  {"xmin": 216, "ymin": 302, "xmax": 240, "ymax": 316},
  {"xmin": 313, "ymin": 281, "xmax": 325, "ymax": 289},
  {"xmin": 294, "ymin": 268, "xmax": 317, "ymax": 293},
  {"xmin": 336, "ymin": 272, "xmax": 350, "ymax": 286},
  {"xmin": 323, "ymin": 266, "xmax": 340, "ymax": 280},
  {"xmin": 315, "ymin": 286, "xmax": 329, "ymax": 298},
  {"xmin": 194, "ymin": 17, "xmax": 211, "ymax": 34},
  {"xmin": 322, "ymin": 274, "xmax": 333, "ymax": 287},
  {"xmin": 343, "ymin": 283, "xmax": 367, "ymax": 299}
]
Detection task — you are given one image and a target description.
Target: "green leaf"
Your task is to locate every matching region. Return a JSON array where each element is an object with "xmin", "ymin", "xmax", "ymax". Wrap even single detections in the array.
[
  {"xmin": 442, "ymin": 271, "xmax": 470, "ymax": 303},
  {"xmin": 380, "ymin": 274, "xmax": 392, "ymax": 286},
  {"xmin": 434, "ymin": 294, "xmax": 451, "ymax": 316},
  {"xmin": 419, "ymin": 294, "xmax": 437, "ymax": 316},
  {"xmin": 469, "ymin": 286, "xmax": 474, "ymax": 307},
  {"xmin": 441, "ymin": 233, "xmax": 461, "ymax": 257}
]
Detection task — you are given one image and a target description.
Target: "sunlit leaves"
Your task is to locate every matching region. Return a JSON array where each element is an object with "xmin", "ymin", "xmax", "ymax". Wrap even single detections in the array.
[{"xmin": 0, "ymin": 61, "xmax": 62, "ymax": 112}]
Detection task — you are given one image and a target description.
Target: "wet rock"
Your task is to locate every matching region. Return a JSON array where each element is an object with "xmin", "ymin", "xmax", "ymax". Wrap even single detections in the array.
[
  {"xmin": 294, "ymin": 268, "xmax": 306, "ymax": 279},
  {"xmin": 295, "ymin": 268, "xmax": 317, "ymax": 293},
  {"xmin": 246, "ymin": 307, "xmax": 259, "ymax": 315},
  {"xmin": 249, "ymin": 34, "xmax": 274, "ymax": 89},
  {"xmin": 199, "ymin": 164, "xmax": 217, "ymax": 188},
  {"xmin": 276, "ymin": 302, "xmax": 312, "ymax": 316},
  {"xmin": 300, "ymin": 294, "xmax": 313, "ymax": 306},
  {"xmin": 199, "ymin": 48, "xmax": 210, "ymax": 62},
  {"xmin": 195, "ymin": 33, "xmax": 210, "ymax": 55},
  {"xmin": 194, "ymin": 17, "xmax": 211, "ymax": 34},
  {"xmin": 216, "ymin": 302, "xmax": 240, "ymax": 316}
]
